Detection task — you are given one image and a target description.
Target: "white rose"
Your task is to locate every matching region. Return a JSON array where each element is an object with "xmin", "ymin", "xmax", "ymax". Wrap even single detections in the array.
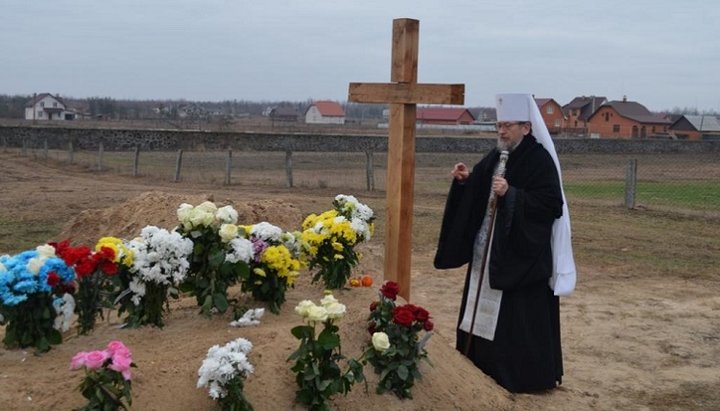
[
  {"xmin": 219, "ymin": 224, "xmax": 239, "ymax": 243},
  {"xmin": 27, "ymin": 257, "xmax": 46, "ymax": 275},
  {"xmin": 319, "ymin": 294, "xmax": 338, "ymax": 307},
  {"xmin": 306, "ymin": 305, "xmax": 328, "ymax": 323},
  {"xmin": 196, "ymin": 201, "xmax": 218, "ymax": 213},
  {"xmin": 216, "ymin": 206, "xmax": 239, "ymax": 224},
  {"xmin": 325, "ymin": 302, "xmax": 346, "ymax": 320},
  {"xmin": 372, "ymin": 332, "xmax": 390, "ymax": 352},
  {"xmin": 177, "ymin": 203, "xmax": 193, "ymax": 223},
  {"xmin": 294, "ymin": 300, "xmax": 315, "ymax": 317}
]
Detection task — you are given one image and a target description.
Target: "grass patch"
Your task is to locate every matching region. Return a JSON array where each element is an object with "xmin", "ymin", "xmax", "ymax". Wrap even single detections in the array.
[{"xmin": 0, "ymin": 218, "xmax": 64, "ymax": 254}]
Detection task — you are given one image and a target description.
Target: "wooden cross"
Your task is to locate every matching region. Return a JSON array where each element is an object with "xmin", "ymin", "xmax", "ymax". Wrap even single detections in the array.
[{"xmin": 348, "ymin": 18, "xmax": 465, "ymax": 301}]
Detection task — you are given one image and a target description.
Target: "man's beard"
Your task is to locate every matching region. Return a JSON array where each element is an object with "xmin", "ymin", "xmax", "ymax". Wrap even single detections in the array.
[{"xmin": 496, "ymin": 138, "xmax": 518, "ymax": 152}]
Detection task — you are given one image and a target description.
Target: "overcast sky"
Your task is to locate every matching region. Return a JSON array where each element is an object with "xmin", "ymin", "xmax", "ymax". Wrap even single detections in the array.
[{"xmin": 1, "ymin": 0, "xmax": 718, "ymax": 111}]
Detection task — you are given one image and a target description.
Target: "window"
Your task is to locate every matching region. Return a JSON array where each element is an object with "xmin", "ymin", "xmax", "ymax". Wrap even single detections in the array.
[
  {"xmin": 613, "ymin": 124, "xmax": 620, "ymax": 133},
  {"xmin": 605, "ymin": 112, "xmax": 610, "ymax": 122},
  {"xmin": 40, "ymin": 102, "xmax": 45, "ymax": 107},
  {"xmin": 547, "ymin": 106, "xmax": 554, "ymax": 114},
  {"xmin": 38, "ymin": 112, "xmax": 43, "ymax": 117},
  {"xmin": 554, "ymin": 119, "xmax": 561, "ymax": 127},
  {"xmin": 53, "ymin": 102, "xmax": 57, "ymax": 107}
]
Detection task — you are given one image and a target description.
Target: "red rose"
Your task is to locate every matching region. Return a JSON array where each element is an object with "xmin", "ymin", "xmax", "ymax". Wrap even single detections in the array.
[
  {"xmin": 367, "ymin": 321, "xmax": 377, "ymax": 335},
  {"xmin": 380, "ymin": 281, "xmax": 400, "ymax": 300},
  {"xmin": 99, "ymin": 261, "xmax": 118, "ymax": 276},
  {"xmin": 46, "ymin": 271, "xmax": 60, "ymax": 287},
  {"xmin": 75, "ymin": 258, "xmax": 97, "ymax": 277},
  {"xmin": 370, "ymin": 301, "xmax": 379, "ymax": 312},
  {"xmin": 423, "ymin": 319, "xmax": 434, "ymax": 332},
  {"xmin": 415, "ymin": 307, "xmax": 430, "ymax": 322},
  {"xmin": 393, "ymin": 306, "xmax": 415, "ymax": 327}
]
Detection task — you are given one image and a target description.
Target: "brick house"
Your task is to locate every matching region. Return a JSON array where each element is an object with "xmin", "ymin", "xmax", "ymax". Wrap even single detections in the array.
[
  {"xmin": 562, "ymin": 96, "xmax": 607, "ymax": 134},
  {"xmin": 534, "ymin": 98, "xmax": 564, "ymax": 134},
  {"xmin": 416, "ymin": 107, "xmax": 475, "ymax": 125},
  {"xmin": 304, "ymin": 101, "xmax": 345, "ymax": 124},
  {"xmin": 586, "ymin": 98, "xmax": 671, "ymax": 139},
  {"xmin": 670, "ymin": 115, "xmax": 720, "ymax": 140}
]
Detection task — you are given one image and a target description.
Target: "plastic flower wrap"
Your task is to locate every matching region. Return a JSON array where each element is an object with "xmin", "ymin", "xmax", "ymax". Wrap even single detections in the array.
[
  {"xmin": 288, "ymin": 293, "xmax": 364, "ymax": 410},
  {"xmin": 0, "ymin": 245, "xmax": 75, "ymax": 352},
  {"xmin": 301, "ymin": 194, "xmax": 375, "ymax": 289},
  {"xmin": 238, "ymin": 222, "xmax": 303, "ymax": 314},
  {"xmin": 176, "ymin": 201, "xmax": 251, "ymax": 317},
  {"xmin": 114, "ymin": 226, "xmax": 193, "ymax": 328},
  {"xmin": 71, "ymin": 340, "xmax": 136, "ymax": 410},
  {"xmin": 197, "ymin": 337, "xmax": 254, "ymax": 411},
  {"xmin": 363, "ymin": 281, "xmax": 434, "ymax": 399}
]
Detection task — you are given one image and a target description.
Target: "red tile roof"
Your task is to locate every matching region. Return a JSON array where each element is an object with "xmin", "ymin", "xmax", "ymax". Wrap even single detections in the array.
[
  {"xmin": 312, "ymin": 101, "xmax": 345, "ymax": 117},
  {"xmin": 416, "ymin": 107, "xmax": 473, "ymax": 121}
]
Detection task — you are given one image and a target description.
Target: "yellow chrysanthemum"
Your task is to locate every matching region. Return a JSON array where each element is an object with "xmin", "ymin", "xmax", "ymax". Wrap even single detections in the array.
[{"xmin": 95, "ymin": 236, "xmax": 134, "ymax": 266}]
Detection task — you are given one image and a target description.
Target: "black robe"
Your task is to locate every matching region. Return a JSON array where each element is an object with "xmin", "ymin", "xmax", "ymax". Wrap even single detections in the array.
[{"xmin": 434, "ymin": 134, "xmax": 564, "ymax": 393}]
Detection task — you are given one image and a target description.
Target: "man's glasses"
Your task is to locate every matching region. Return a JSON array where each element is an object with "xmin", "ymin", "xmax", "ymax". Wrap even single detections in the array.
[{"xmin": 495, "ymin": 122, "xmax": 522, "ymax": 129}]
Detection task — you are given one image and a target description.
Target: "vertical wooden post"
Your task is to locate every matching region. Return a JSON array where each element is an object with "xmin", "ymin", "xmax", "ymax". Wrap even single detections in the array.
[
  {"xmin": 97, "ymin": 142, "xmax": 104, "ymax": 171},
  {"xmin": 21, "ymin": 138, "xmax": 27, "ymax": 156},
  {"xmin": 285, "ymin": 151, "xmax": 293, "ymax": 188},
  {"xmin": 366, "ymin": 150, "xmax": 375, "ymax": 191},
  {"xmin": 174, "ymin": 149, "xmax": 183, "ymax": 182},
  {"xmin": 625, "ymin": 159, "xmax": 637, "ymax": 209},
  {"xmin": 133, "ymin": 145, "xmax": 140, "ymax": 176},
  {"xmin": 68, "ymin": 141, "xmax": 74, "ymax": 164},
  {"xmin": 43, "ymin": 139, "xmax": 48, "ymax": 159},
  {"xmin": 225, "ymin": 149, "xmax": 232, "ymax": 185}
]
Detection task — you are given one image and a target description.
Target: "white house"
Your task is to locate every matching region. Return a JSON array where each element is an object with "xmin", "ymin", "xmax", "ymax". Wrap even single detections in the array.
[
  {"xmin": 304, "ymin": 101, "xmax": 345, "ymax": 124},
  {"xmin": 25, "ymin": 93, "xmax": 73, "ymax": 120}
]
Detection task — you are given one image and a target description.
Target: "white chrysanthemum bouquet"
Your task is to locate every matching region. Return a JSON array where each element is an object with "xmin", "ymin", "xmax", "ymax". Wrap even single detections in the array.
[{"xmin": 197, "ymin": 337, "xmax": 254, "ymax": 411}]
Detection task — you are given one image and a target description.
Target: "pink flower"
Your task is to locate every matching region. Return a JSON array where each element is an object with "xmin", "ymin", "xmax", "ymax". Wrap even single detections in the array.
[
  {"xmin": 70, "ymin": 352, "xmax": 88, "ymax": 370},
  {"xmin": 84, "ymin": 350, "xmax": 110, "ymax": 370},
  {"xmin": 106, "ymin": 340, "xmax": 130, "ymax": 357},
  {"xmin": 109, "ymin": 354, "xmax": 133, "ymax": 381}
]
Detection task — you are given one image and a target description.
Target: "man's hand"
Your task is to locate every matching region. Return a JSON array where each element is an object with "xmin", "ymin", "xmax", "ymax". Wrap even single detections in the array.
[
  {"xmin": 492, "ymin": 176, "xmax": 509, "ymax": 197},
  {"xmin": 451, "ymin": 163, "xmax": 470, "ymax": 182}
]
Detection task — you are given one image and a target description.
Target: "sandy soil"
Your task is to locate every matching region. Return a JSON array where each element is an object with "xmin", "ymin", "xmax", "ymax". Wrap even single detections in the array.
[{"xmin": 0, "ymin": 152, "xmax": 718, "ymax": 411}]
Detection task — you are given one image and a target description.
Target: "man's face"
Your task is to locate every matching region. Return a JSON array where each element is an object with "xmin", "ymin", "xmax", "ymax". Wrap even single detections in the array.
[{"xmin": 496, "ymin": 121, "xmax": 530, "ymax": 151}]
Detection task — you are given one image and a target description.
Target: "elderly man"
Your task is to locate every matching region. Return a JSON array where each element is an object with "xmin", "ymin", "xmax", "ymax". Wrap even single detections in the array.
[{"xmin": 434, "ymin": 94, "xmax": 576, "ymax": 393}]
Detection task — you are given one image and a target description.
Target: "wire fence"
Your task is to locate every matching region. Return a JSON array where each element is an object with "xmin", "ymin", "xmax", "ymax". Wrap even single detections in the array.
[{"xmin": 9, "ymin": 143, "xmax": 720, "ymax": 218}]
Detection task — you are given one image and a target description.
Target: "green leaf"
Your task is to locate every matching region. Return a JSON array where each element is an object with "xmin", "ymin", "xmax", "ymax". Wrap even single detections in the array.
[
  {"xmin": 213, "ymin": 293, "xmax": 229, "ymax": 312},
  {"xmin": 291, "ymin": 325, "xmax": 313, "ymax": 340},
  {"xmin": 209, "ymin": 248, "xmax": 226, "ymax": 268},
  {"xmin": 317, "ymin": 329, "xmax": 339, "ymax": 350},
  {"xmin": 397, "ymin": 364, "xmax": 409, "ymax": 381}
]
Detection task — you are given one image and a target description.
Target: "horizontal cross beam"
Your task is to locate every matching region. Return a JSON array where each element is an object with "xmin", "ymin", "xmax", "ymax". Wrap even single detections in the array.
[{"xmin": 349, "ymin": 82, "xmax": 465, "ymax": 105}]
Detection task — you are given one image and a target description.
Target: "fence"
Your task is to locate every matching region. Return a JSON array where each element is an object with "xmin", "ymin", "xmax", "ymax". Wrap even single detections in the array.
[{"xmin": 2, "ymin": 128, "xmax": 719, "ymax": 218}]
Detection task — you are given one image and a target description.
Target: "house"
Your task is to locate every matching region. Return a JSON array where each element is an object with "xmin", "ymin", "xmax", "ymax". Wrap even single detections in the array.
[
  {"xmin": 586, "ymin": 97, "xmax": 671, "ymax": 139},
  {"xmin": 25, "ymin": 93, "xmax": 73, "ymax": 120},
  {"xmin": 670, "ymin": 115, "xmax": 720, "ymax": 140},
  {"xmin": 305, "ymin": 101, "xmax": 345, "ymax": 124},
  {"xmin": 534, "ymin": 98, "xmax": 564, "ymax": 134},
  {"xmin": 562, "ymin": 96, "xmax": 607, "ymax": 133},
  {"xmin": 269, "ymin": 106, "xmax": 299, "ymax": 122},
  {"xmin": 416, "ymin": 107, "xmax": 475, "ymax": 125}
]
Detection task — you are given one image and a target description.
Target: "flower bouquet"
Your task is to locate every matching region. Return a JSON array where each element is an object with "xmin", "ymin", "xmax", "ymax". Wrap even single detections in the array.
[
  {"xmin": 0, "ymin": 245, "xmax": 75, "ymax": 352},
  {"xmin": 71, "ymin": 340, "xmax": 135, "ymax": 411},
  {"xmin": 301, "ymin": 194, "xmax": 374, "ymax": 289},
  {"xmin": 51, "ymin": 238, "xmax": 127, "ymax": 335},
  {"xmin": 288, "ymin": 294, "xmax": 365, "ymax": 411},
  {"xmin": 238, "ymin": 222, "xmax": 302, "ymax": 314},
  {"xmin": 197, "ymin": 337, "xmax": 255, "ymax": 411},
  {"xmin": 176, "ymin": 201, "xmax": 252, "ymax": 317},
  {"xmin": 114, "ymin": 226, "xmax": 193, "ymax": 328},
  {"xmin": 363, "ymin": 281, "xmax": 434, "ymax": 399}
]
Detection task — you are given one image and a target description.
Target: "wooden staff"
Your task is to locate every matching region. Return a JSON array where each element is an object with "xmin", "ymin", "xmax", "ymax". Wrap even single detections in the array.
[{"xmin": 464, "ymin": 150, "xmax": 509, "ymax": 356}]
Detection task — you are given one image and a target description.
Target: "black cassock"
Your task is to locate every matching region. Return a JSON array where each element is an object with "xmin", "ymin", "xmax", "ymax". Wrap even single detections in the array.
[{"xmin": 434, "ymin": 134, "xmax": 564, "ymax": 393}]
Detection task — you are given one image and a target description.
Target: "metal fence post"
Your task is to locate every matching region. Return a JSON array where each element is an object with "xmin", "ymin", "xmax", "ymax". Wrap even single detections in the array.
[
  {"xmin": 285, "ymin": 150, "xmax": 293, "ymax": 188},
  {"xmin": 174, "ymin": 149, "xmax": 183, "ymax": 182},
  {"xmin": 133, "ymin": 145, "xmax": 140, "ymax": 176},
  {"xmin": 625, "ymin": 159, "xmax": 637, "ymax": 209},
  {"xmin": 366, "ymin": 150, "xmax": 375, "ymax": 191},
  {"xmin": 97, "ymin": 142, "xmax": 104, "ymax": 171},
  {"xmin": 225, "ymin": 149, "xmax": 232, "ymax": 185}
]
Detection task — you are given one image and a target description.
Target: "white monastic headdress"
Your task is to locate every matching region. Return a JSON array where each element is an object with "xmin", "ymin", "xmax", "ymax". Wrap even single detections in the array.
[{"xmin": 495, "ymin": 93, "xmax": 577, "ymax": 296}]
